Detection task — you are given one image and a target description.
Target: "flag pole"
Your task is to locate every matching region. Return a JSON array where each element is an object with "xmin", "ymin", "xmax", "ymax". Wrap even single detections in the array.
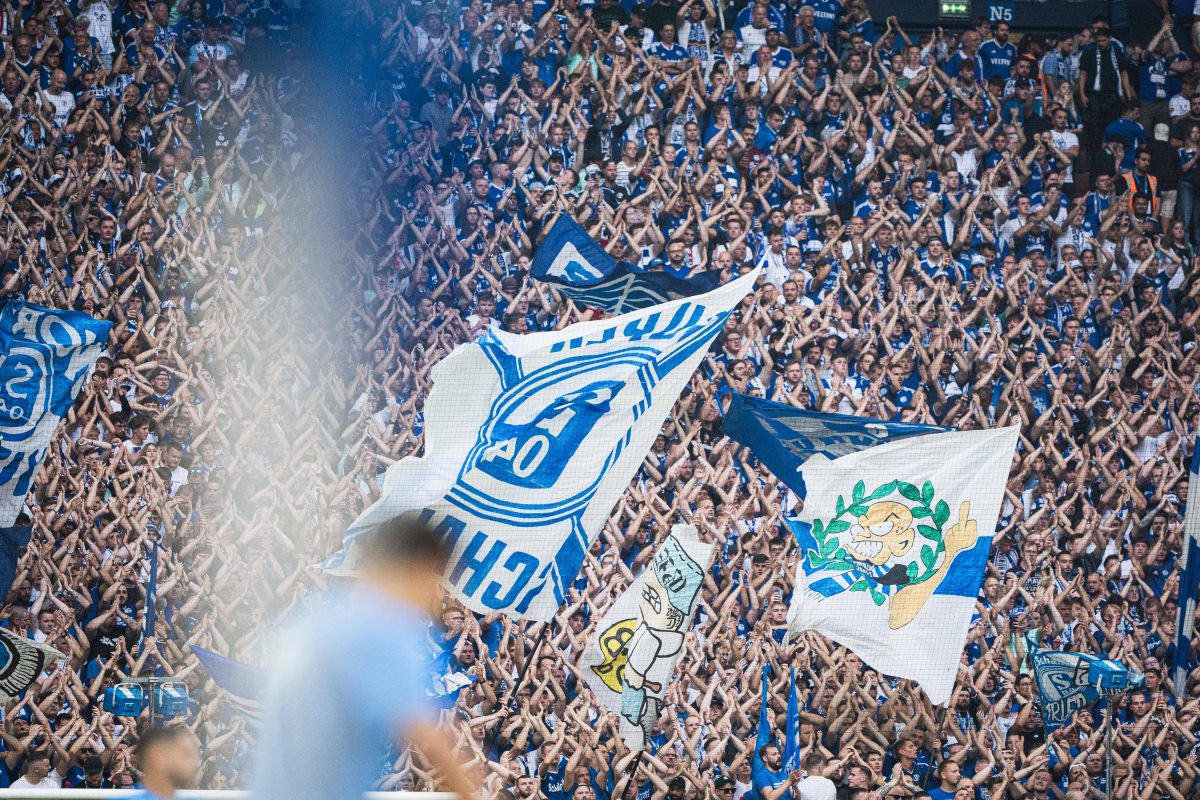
[
  {"xmin": 1104, "ymin": 696, "xmax": 1114, "ymax": 800},
  {"xmin": 921, "ymin": 704, "xmax": 950, "ymax": 790}
]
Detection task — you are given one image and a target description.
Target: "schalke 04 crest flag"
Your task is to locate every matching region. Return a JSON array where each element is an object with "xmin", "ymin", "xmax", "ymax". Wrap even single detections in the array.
[
  {"xmin": 785, "ymin": 426, "xmax": 1019, "ymax": 704},
  {"xmin": 1031, "ymin": 649, "xmax": 1130, "ymax": 732},
  {"xmin": 721, "ymin": 394, "xmax": 950, "ymax": 497},
  {"xmin": 335, "ymin": 271, "xmax": 757, "ymax": 620},
  {"xmin": 531, "ymin": 215, "xmax": 724, "ymax": 315},
  {"xmin": 581, "ymin": 524, "xmax": 714, "ymax": 749},
  {"xmin": 1174, "ymin": 439, "xmax": 1200, "ymax": 699},
  {"xmin": 0, "ymin": 302, "xmax": 111, "ymax": 525}
]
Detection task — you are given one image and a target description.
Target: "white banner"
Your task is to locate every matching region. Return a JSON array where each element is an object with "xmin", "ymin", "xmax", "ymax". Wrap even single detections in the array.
[
  {"xmin": 581, "ymin": 524, "xmax": 715, "ymax": 749},
  {"xmin": 336, "ymin": 272, "xmax": 756, "ymax": 620},
  {"xmin": 786, "ymin": 426, "xmax": 1019, "ymax": 704}
]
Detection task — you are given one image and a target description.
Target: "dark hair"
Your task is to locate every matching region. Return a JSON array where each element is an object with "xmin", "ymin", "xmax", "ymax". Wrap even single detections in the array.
[
  {"xmin": 26, "ymin": 750, "xmax": 50, "ymax": 765},
  {"xmin": 361, "ymin": 515, "xmax": 450, "ymax": 569},
  {"xmin": 136, "ymin": 725, "xmax": 190, "ymax": 771}
]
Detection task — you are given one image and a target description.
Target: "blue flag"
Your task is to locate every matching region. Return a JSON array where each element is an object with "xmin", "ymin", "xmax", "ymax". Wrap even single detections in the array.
[
  {"xmin": 784, "ymin": 666, "xmax": 801, "ymax": 773},
  {"xmin": 141, "ymin": 539, "xmax": 159, "ymax": 655},
  {"xmin": 1174, "ymin": 440, "xmax": 1200, "ymax": 699},
  {"xmin": 1031, "ymin": 649, "xmax": 1133, "ymax": 732},
  {"xmin": 754, "ymin": 664, "xmax": 772, "ymax": 749},
  {"xmin": 0, "ymin": 302, "xmax": 111, "ymax": 525},
  {"xmin": 531, "ymin": 215, "xmax": 724, "ymax": 315},
  {"xmin": 190, "ymin": 645, "xmax": 263, "ymax": 720},
  {"xmin": 721, "ymin": 394, "xmax": 951, "ymax": 501},
  {"xmin": 0, "ymin": 525, "xmax": 30, "ymax": 600}
]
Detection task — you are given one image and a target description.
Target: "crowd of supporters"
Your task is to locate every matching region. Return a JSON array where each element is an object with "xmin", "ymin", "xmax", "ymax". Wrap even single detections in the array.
[
  {"xmin": 4, "ymin": 0, "xmax": 1200, "ymax": 799},
  {"xmin": 353, "ymin": 0, "xmax": 1200, "ymax": 799},
  {"xmin": 0, "ymin": 0, "xmax": 350, "ymax": 790}
]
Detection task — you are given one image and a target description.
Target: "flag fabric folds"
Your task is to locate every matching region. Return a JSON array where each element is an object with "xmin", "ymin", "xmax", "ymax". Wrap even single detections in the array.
[
  {"xmin": 0, "ymin": 302, "xmax": 111, "ymax": 526},
  {"xmin": 190, "ymin": 645, "xmax": 264, "ymax": 719},
  {"xmin": 0, "ymin": 627, "xmax": 62, "ymax": 699},
  {"xmin": 141, "ymin": 539, "xmax": 159, "ymax": 655},
  {"xmin": 1174, "ymin": 440, "xmax": 1200, "ymax": 699},
  {"xmin": 720, "ymin": 394, "xmax": 950, "ymax": 498},
  {"xmin": 335, "ymin": 272, "xmax": 756, "ymax": 621},
  {"xmin": 785, "ymin": 426, "xmax": 1019, "ymax": 705},
  {"xmin": 1031, "ymin": 649, "xmax": 1129, "ymax": 732},
  {"xmin": 428, "ymin": 671, "xmax": 478, "ymax": 708},
  {"xmin": 783, "ymin": 666, "xmax": 801, "ymax": 773},
  {"xmin": 0, "ymin": 525, "xmax": 31, "ymax": 600},
  {"xmin": 581, "ymin": 524, "xmax": 715, "ymax": 749},
  {"xmin": 0, "ymin": 523, "xmax": 43, "ymax": 700},
  {"xmin": 531, "ymin": 215, "xmax": 724, "ymax": 315},
  {"xmin": 755, "ymin": 663, "xmax": 771, "ymax": 746}
]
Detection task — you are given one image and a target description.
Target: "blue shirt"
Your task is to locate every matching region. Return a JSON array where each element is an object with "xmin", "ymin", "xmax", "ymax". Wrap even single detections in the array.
[
  {"xmin": 251, "ymin": 587, "xmax": 434, "ymax": 800},
  {"xmin": 979, "ymin": 39, "xmax": 1016, "ymax": 80}
]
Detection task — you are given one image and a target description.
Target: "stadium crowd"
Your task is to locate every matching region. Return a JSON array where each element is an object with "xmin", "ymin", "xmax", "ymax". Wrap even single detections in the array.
[
  {"xmin": 355, "ymin": 1, "xmax": 1200, "ymax": 800},
  {"xmin": 3, "ymin": 0, "xmax": 1200, "ymax": 799},
  {"xmin": 0, "ymin": 0, "xmax": 348, "ymax": 791}
]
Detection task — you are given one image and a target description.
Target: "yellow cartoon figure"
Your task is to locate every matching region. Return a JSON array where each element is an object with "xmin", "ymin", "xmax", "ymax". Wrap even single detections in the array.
[
  {"xmin": 847, "ymin": 501, "xmax": 916, "ymax": 567},
  {"xmin": 889, "ymin": 502, "xmax": 976, "ymax": 628},
  {"xmin": 809, "ymin": 491, "xmax": 978, "ymax": 630}
]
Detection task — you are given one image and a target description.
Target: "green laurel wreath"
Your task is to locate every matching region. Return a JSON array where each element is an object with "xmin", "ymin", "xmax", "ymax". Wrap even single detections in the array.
[{"xmin": 807, "ymin": 479, "xmax": 952, "ymax": 606}]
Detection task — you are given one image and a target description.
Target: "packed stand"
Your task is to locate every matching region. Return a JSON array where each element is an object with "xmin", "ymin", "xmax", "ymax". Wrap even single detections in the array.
[
  {"xmin": 0, "ymin": 0, "xmax": 350, "ymax": 791},
  {"xmin": 346, "ymin": 0, "xmax": 1200, "ymax": 799}
]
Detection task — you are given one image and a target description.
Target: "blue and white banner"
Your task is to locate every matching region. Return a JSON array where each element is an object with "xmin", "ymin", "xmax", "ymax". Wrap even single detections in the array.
[
  {"xmin": 0, "ymin": 627, "xmax": 61, "ymax": 699},
  {"xmin": 785, "ymin": 426, "xmax": 1019, "ymax": 705},
  {"xmin": 1174, "ymin": 440, "xmax": 1200, "ymax": 699},
  {"xmin": 336, "ymin": 272, "xmax": 757, "ymax": 620},
  {"xmin": 721, "ymin": 394, "xmax": 950, "ymax": 497},
  {"xmin": 190, "ymin": 645, "xmax": 263, "ymax": 720},
  {"xmin": 0, "ymin": 302, "xmax": 111, "ymax": 526},
  {"xmin": 429, "ymin": 671, "xmax": 478, "ymax": 708},
  {"xmin": 1031, "ymin": 649, "xmax": 1125, "ymax": 732},
  {"xmin": 581, "ymin": 524, "xmax": 714, "ymax": 748},
  {"xmin": 532, "ymin": 215, "xmax": 724, "ymax": 315}
]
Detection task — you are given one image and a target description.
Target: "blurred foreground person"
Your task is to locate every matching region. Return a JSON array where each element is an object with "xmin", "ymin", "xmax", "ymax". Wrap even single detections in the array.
[
  {"xmin": 251, "ymin": 517, "xmax": 477, "ymax": 800},
  {"xmin": 136, "ymin": 727, "xmax": 200, "ymax": 799}
]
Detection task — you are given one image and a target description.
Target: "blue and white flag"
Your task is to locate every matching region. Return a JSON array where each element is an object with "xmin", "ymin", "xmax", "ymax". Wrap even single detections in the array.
[
  {"xmin": 0, "ymin": 302, "xmax": 111, "ymax": 525},
  {"xmin": 531, "ymin": 215, "xmax": 724, "ymax": 315},
  {"xmin": 785, "ymin": 426, "xmax": 1019, "ymax": 704},
  {"xmin": 1174, "ymin": 440, "xmax": 1200, "ymax": 699},
  {"xmin": 429, "ymin": 671, "xmax": 478, "ymax": 708},
  {"xmin": 190, "ymin": 645, "xmax": 263, "ymax": 720},
  {"xmin": 721, "ymin": 394, "xmax": 950, "ymax": 496},
  {"xmin": 1031, "ymin": 649, "xmax": 1127, "ymax": 733},
  {"xmin": 335, "ymin": 272, "xmax": 758, "ymax": 621},
  {"xmin": 581, "ymin": 524, "xmax": 714, "ymax": 748}
]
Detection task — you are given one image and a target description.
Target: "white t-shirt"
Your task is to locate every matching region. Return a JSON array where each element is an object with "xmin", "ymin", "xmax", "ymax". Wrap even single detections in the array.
[
  {"xmin": 796, "ymin": 775, "xmax": 837, "ymax": 800},
  {"xmin": 43, "ymin": 90, "xmax": 75, "ymax": 127},
  {"xmin": 1050, "ymin": 129, "xmax": 1080, "ymax": 181},
  {"xmin": 11, "ymin": 769, "xmax": 63, "ymax": 789}
]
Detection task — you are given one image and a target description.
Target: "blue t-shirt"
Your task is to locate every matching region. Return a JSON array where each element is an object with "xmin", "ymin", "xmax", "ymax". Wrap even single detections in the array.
[
  {"xmin": 979, "ymin": 39, "xmax": 1016, "ymax": 80},
  {"xmin": 252, "ymin": 587, "xmax": 435, "ymax": 800}
]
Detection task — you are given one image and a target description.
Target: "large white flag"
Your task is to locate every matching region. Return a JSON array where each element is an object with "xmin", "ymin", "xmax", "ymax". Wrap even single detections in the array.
[
  {"xmin": 785, "ymin": 426, "xmax": 1019, "ymax": 704},
  {"xmin": 581, "ymin": 524, "xmax": 714, "ymax": 749},
  {"xmin": 336, "ymin": 272, "xmax": 756, "ymax": 620}
]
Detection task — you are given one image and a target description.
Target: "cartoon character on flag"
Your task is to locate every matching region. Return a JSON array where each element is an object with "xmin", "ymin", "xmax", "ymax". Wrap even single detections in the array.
[
  {"xmin": 797, "ymin": 478, "xmax": 979, "ymax": 629},
  {"xmin": 590, "ymin": 535, "xmax": 706, "ymax": 741}
]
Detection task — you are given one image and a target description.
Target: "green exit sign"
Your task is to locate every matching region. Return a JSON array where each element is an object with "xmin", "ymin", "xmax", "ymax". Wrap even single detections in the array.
[{"xmin": 940, "ymin": 1, "xmax": 970, "ymax": 18}]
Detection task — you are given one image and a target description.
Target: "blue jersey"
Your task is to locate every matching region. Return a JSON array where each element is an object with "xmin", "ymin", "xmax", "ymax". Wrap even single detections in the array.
[
  {"xmin": 979, "ymin": 39, "xmax": 1016, "ymax": 80},
  {"xmin": 252, "ymin": 587, "xmax": 435, "ymax": 800}
]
